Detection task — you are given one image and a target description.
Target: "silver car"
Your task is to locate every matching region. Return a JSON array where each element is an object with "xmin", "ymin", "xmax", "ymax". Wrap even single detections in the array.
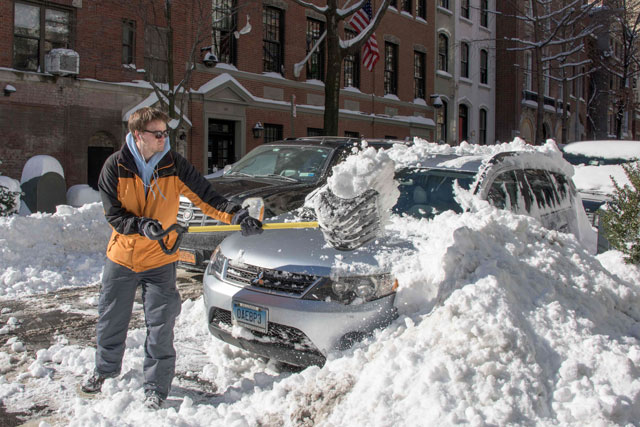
[{"xmin": 202, "ymin": 151, "xmax": 593, "ymax": 367}]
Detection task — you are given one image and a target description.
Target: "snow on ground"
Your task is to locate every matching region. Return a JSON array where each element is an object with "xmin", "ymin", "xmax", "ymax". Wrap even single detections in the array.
[
  {"xmin": 0, "ymin": 139, "xmax": 639, "ymax": 425},
  {"xmin": 0, "ymin": 203, "xmax": 109, "ymax": 298}
]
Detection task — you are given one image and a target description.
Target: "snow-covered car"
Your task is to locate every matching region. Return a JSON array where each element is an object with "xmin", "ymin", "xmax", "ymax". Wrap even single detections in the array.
[
  {"xmin": 177, "ymin": 137, "xmax": 407, "ymax": 270},
  {"xmin": 561, "ymin": 140, "xmax": 640, "ymax": 252},
  {"xmin": 202, "ymin": 147, "xmax": 595, "ymax": 367}
]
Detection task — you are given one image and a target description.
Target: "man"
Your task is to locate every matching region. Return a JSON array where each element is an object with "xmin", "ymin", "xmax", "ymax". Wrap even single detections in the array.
[{"xmin": 81, "ymin": 107, "xmax": 262, "ymax": 409}]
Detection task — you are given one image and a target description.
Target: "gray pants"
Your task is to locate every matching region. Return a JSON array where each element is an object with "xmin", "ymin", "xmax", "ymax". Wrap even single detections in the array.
[{"xmin": 95, "ymin": 259, "xmax": 181, "ymax": 399}]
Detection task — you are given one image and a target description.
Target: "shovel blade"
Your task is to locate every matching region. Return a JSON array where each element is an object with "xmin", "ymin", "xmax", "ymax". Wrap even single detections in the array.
[{"xmin": 314, "ymin": 188, "xmax": 382, "ymax": 251}]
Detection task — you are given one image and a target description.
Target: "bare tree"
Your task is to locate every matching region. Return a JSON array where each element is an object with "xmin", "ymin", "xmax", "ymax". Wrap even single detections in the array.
[
  {"xmin": 501, "ymin": 0, "xmax": 598, "ymax": 144},
  {"xmin": 290, "ymin": 0, "xmax": 391, "ymax": 136},
  {"xmin": 109, "ymin": 0, "xmax": 215, "ymax": 149},
  {"xmin": 592, "ymin": 0, "xmax": 640, "ymax": 139}
]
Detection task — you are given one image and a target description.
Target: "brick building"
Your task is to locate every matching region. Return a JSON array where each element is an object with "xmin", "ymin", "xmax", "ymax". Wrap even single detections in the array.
[
  {"xmin": 495, "ymin": 1, "xmax": 591, "ymax": 145},
  {"xmin": 0, "ymin": 0, "xmax": 439, "ymax": 189}
]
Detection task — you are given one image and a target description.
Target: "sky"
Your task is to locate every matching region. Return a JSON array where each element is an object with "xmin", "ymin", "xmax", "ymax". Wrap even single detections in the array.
[{"xmin": 0, "ymin": 139, "xmax": 639, "ymax": 425}]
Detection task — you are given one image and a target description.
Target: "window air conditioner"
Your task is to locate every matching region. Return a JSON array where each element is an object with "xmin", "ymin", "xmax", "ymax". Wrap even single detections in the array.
[{"xmin": 45, "ymin": 49, "xmax": 80, "ymax": 76}]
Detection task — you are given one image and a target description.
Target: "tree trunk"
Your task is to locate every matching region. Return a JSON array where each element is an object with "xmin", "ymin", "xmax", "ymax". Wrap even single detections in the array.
[{"xmin": 323, "ymin": 9, "xmax": 342, "ymax": 136}]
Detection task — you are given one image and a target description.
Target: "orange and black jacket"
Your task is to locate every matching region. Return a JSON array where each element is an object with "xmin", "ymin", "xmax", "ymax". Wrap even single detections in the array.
[{"xmin": 98, "ymin": 144, "xmax": 237, "ymax": 272}]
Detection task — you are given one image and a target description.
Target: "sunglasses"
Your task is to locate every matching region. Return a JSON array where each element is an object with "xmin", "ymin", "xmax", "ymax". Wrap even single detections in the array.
[{"xmin": 142, "ymin": 129, "xmax": 169, "ymax": 139}]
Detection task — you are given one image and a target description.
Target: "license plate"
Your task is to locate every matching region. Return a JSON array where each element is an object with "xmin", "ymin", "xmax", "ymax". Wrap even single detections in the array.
[
  {"xmin": 232, "ymin": 301, "xmax": 268, "ymax": 333},
  {"xmin": 178, "ymin": 249, "xmax": 196, "ymax": 264}
]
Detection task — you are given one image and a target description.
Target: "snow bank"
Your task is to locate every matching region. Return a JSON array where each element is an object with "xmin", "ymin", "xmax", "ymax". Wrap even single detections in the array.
[
  {"xmin": 0, "ymin": 203, "xmax": 109, "ymax": 297},
  {"xmin": 66, "ymin": 185, "xmax": 101, "ymax": 207}
]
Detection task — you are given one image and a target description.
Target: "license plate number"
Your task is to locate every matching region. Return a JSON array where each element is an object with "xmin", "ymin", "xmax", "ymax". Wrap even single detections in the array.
[
  {"xmin": 232, "ymin": 301, "xmax": 268, "ymax": 333},
  {"xmin": 178, "ymin": 250, "xmax": 196, "ymax": 264}
]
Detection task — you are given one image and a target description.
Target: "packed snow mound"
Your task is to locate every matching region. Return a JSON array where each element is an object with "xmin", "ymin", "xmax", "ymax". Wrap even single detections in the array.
[
  {"xmin": 66, "ymin": 184, "xmax": 101, "ymax": 207},
  {"xmin": 20, "ymin": 155, "xmax": 65, "ymax": 183},
  {"xmin": 0, "ymin": 203, "xmax": 109, "ymax": 297},
  {"xmin": 316, "ymin": 203, "xmax": 640, "ymax": 425}
]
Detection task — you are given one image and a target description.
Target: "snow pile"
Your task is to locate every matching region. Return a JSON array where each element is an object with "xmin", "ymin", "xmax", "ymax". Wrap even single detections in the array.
[
  {"xmin": 0, "ymin": 203, "xmax": 110, "ymax": 297},
  {"xmin": 0, "ymin": 196, "xmax": 637, "ymax": 425},
  {"xmin": 66, "ymin": 184, "xmax": 101, "ymax": 207}
]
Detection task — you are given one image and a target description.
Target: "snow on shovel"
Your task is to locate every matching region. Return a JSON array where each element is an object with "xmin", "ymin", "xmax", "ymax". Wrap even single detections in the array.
[{"xmin": 306, "ymin": 145, "xmax": 399, "ymax": 250}]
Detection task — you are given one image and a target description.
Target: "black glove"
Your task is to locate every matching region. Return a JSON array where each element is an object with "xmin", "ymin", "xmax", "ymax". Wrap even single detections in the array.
[
  {"xmin": 139, "ymin": 217, "xmax": 162, "ymax": 239},
  {"xmin": 232, "ymin": 209, "xmax": 263, "ymax": 237}
]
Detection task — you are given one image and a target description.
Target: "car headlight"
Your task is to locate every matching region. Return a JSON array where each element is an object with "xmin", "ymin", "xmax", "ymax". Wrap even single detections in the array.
[
  {"xmin": 206, "ymin": 245, "xmax": 226, "ymax": 277},
  {"xmin": 304, "ymin": 274, "xmax": 398, "ymax": 304}
]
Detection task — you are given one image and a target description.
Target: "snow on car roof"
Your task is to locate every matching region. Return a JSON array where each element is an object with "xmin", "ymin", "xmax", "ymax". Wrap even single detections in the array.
[
  {"xmin": 382, "ymin": 137, "xmax": 573, "ymax": 177},
  {"xmin": 562, "ymin": 140, "xmax": 640, "ymax": 160}
]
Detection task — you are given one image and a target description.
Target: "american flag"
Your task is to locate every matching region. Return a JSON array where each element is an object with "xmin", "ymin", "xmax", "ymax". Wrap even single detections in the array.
[{"xmin": 348, "ymin": 0, "xmax": 379, "ymax": 71}]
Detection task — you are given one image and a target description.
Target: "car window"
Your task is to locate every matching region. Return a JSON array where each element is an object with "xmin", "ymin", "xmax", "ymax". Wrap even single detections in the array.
[
  {"xmin": 487, "ymin": 170, "xmax": 519, "ymax": 210},
  {"xmin": 393, "ymin": 169, "xmax": 474, "ymax": 218},
  {"xmin": 226, "ymin": 145, "xmax": 333, "ymax": 181},
  {"xmin": 524, "ymin": 169, "xmax": 559, "ymax": 209},
  {"xmin": 562, "ymin": 151, "xmax": 631, "ymax": 166},
  {"xmin": 549, "ymin": 172, "xmax": 570, "ymax": 202}
]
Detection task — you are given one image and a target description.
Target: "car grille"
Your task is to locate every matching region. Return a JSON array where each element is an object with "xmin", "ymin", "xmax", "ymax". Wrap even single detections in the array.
[
  {"xmin": 226, "ymin": 261, "xmax": 319, "ymax": 295},
  {"xmin": 209, "ymin": 308, "xmax": 321, "ymax": 354},
  {"xmin": 178, "ymin": 199, "xmax": 222, "ymax": 227}
]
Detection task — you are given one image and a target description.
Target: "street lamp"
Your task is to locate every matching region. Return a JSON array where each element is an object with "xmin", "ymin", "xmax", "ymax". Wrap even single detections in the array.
[{"xmin": 252, "ymin": 122, "xmax": 264, "ymax": 139}]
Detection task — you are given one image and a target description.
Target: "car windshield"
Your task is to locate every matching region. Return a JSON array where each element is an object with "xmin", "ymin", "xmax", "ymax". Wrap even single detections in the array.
[
  {"xmin": 225, "ymin": 145, "xmax": 333, "ymax": 182},
  {"xmin": 393, "ymin": 168, "xmax": 475, "ymax": 219}
]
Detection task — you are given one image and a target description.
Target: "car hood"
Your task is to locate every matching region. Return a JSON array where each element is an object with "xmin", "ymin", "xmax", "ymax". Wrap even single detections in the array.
[
  {"xmin": 219, "ymin": 225, "xmax": 415, "ymax": 277},
  {"xmin": 208, "ymin": 175, "xmax": 313, "ymax": 200}
]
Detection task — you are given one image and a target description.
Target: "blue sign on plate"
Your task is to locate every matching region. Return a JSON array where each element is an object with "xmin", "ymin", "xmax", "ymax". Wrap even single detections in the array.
[{"xmin": 232, "ymin": 301, "xmax": 269, "ymax": 333}]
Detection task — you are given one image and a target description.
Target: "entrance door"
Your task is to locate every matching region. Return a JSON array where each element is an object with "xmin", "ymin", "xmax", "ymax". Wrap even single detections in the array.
[
  {"xmin": 208, "ymin": 119, "xmax": 236, "ymax": 173},
  {"xmin": 87, "ymin": 146, "xmax": 114, "ymax": 190}
]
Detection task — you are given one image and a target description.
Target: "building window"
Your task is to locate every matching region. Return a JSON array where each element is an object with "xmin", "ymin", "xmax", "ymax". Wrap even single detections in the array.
[
  {"xmin": 436, "ymin": 100, "xmax": 448, "ymax": 143},
  {"xmin": 480, "ymin": 0, "xmax": 488, "ymax": 27},
  {"xmin": 263, "ymin": 6, "xmax": 284, "ymax": 74},
  {"xmin": 306, "ymin": 18, "xmax": 325, "ymax": 81},
  {"xmin": 307, "ymin": 127, "xmax": 324, "ymax": 136},
  {"xmin": 416, "ymin": 0, "xmax": 426, "ymax": 19},
  {"xmin": 480, "ymin": 49, "xmax": 488, "ymax": 84},
  {"xmin": 384, "ymin": 42, "xmax": 398, "ymax": 95},
  {"xmin": 122, "ymin": 20, "xmax": 136, "ymax": 65},
  {"xmin": 438, "ymin": 34, "xmax": 449, "ymax": 72},
  {"xmin": 144, "ymin": 25, "xmax": 168, "ymax": 83},
  {"xmin": 345, "ymin": 131, "xmax": 360, "ymax": 138},
  {"xmin": 461, "ymin": 0, "xmax": 470, "ymax": 19},
  {"xmin": 438, "ymin": 0, "xmax": 449, "ymax": 10},
  {"xmin": 479, "ymin": 108, "xmax": 487, "ymax": 145},
  {"xmin": 401, "ymin": 0, "xmax": 412, "ymax": 14},
  {"xmin": 13, "ymin": 2, "xmax": 72, "ymax": 72},
  {"xmin": 461, "ymin": 42, "xmax": 469, "ymax": 78},
  {"xmin": 343, "ymin": 29, "xmax": 360, "ymax": 88},
  {"xmin": 212, "ymin": 0, "xmax": 237, "ymax": 65},
  {"xmin": 458, "ymin": 104, "xmax": 469, "ymax": 143},
  {"xmin": 264, "ymin": 123, "xmax": 283, "ymax": 143},
  {"xmin": 414, "ymin": 51, "xmax": 425, "ymax": 99}
]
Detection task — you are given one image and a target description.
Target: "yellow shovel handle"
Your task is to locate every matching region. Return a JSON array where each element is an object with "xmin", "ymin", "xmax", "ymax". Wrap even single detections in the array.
[{"xmin": 188, "ymin": 221, "xmax": 319, "ymax": 233}]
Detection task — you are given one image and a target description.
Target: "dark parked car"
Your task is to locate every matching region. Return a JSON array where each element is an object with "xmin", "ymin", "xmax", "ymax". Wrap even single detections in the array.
[{"xmin": 177, "ymin": 137, "xmax": 408, "ymax": 270}]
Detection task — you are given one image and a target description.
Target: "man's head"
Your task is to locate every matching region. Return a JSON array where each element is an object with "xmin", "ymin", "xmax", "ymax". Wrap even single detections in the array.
[{"xmin": 128, "ymin": 107, "xmax": 170, "ymax": 160}]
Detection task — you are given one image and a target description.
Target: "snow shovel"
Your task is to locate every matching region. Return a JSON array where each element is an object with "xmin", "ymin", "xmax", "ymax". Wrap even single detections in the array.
[
  {"xmin": 145, "ymin": 221, "xmax": 320, "ymax": 255},
  {"xmin": 146, "ymin": 187, "xmax": 383, "ymax": 254}
]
